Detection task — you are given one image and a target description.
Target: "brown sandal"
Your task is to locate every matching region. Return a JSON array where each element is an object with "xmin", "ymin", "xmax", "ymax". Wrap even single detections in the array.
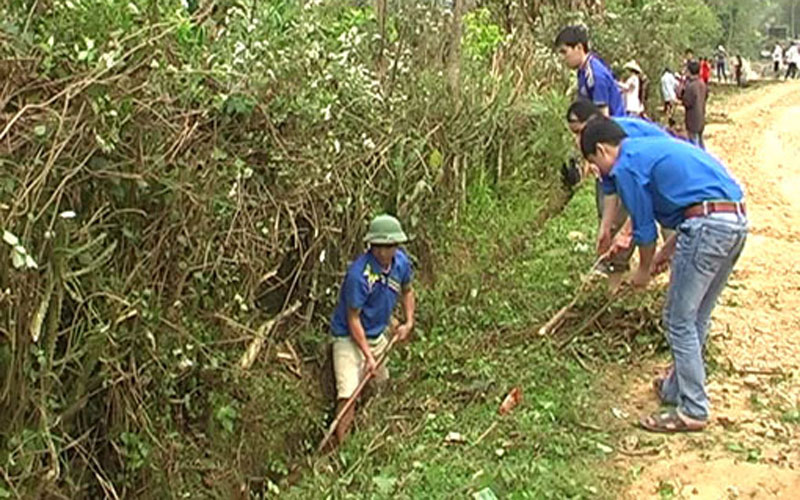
[{"xmin": 640, "ymin": 409, "xmax": 707, "ymax": 433}]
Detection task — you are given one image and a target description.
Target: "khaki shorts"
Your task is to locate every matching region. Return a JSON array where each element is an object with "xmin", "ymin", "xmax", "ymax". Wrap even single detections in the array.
[{"xmin": 333, "ymin": 333, "xmax": 389, "ymax": 400}]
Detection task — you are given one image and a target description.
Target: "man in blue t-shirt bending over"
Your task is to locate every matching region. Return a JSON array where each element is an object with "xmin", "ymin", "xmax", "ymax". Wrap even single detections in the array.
[
  {"xmin": 580, "ymin": 118, "xmax": 747, "ymax": 433},
  {"xmin": 329, "ymin": 214, "xmax": 416, "ymax": 446},
  {"xmin": 565, "ymin": 99, "xmax": 671, "ymax": 272}
]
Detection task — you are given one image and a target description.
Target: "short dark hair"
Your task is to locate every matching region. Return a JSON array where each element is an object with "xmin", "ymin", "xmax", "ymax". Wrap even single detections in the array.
[
  {"xmin": 566, "ymin": 99, "xmax": 600, "ymax": 124},
  {"xmin": 580, "ymin": 118, "xmax": 627, "ymax": 158},
  {"xmin": 688, "ymin": 60, "xmax": 700, "ymax": 75},
  {"xmin": 555, "ymin": 26, "xmax": 589, "ymax": 52}
]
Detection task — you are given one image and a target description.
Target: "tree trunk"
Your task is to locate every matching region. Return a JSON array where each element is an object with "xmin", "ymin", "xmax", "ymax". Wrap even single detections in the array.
[
  {"xmin": 448, "ymin": 0, "xmax": 465, "ymax": 109},
  {"xmin": 376, "ymin": 0, "xmax": 388, "ymax": 83}
]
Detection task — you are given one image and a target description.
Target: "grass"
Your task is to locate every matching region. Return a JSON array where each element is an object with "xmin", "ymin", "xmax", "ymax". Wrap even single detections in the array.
[{"xmin": 278, "ymin": 180, "xmax": 628, "ymax": 498}]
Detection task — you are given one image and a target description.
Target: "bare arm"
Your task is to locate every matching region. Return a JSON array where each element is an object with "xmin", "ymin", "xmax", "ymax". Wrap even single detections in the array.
[
  {"xmin": 652, "ymin": 232, "xmax": 678, "ymax": 275},
  {"xmin": 597, "ymin": 194, "xmax": 619, "ymax": 256},
  {"xmin": 632, "ymin": 243, "xmax": 656, "ymax": 288},
  {"xmin": 395, "ymin": 287, "xmax": 416, "ymax": 341}
]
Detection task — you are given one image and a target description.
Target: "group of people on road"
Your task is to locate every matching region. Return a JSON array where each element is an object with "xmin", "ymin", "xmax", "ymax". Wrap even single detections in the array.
[
  {"xmin": 325, "ymin": 24, "xmax": 750, "ymax": 448},
  {"xmin": 658, "ymin": 52, "xmax": 709, "ymax": 149},
  {"xmin": 772, "ymin": 41, "xmax": 800, "ymax": 80}
]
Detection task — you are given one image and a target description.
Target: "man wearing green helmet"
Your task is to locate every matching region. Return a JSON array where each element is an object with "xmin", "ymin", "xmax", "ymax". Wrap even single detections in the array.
[{"xmin": 329, "ymin": 214, "xmax": 416, "ymax": 446}]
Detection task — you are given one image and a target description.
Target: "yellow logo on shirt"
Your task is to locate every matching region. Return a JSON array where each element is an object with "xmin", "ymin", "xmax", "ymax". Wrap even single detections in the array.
[{"xmin": 363, "ymin": 264, "xmax": 382, "ymax": 291}]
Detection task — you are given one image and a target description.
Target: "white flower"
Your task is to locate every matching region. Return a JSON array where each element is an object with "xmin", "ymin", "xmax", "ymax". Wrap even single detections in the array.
[
  {"xmin": 319, "ymin": 250, "xmax": 326, "ymax": 263},
  {"xmin": 362, "ymin": 136, "xmax": 376, "ymax": 150},
  {"xmin": 25, "ymin": 255, "xmax": 38, "ymax": 269},
  {"xmin": 59, "ymin": 210, "xmax": 76, "ymax": 219},
  {"xmin": 2, "ymin": 231, "xmax": 18, "ymax": 246},
  {"xmin": 100, "ymin": 52, "xmax": 116, "ymax": 69},
  {"xmin": 321, "ymin": 104, "xmax": 332, "ymax": 121},
  {"xmin": 11, "ymin": 251, "xmax": 25, "ymax": 269}
]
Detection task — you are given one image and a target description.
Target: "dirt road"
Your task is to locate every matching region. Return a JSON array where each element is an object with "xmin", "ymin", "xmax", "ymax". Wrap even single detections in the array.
[{"xmin": 614, "ymin": 81, "xmax": 800, "ymax": 499}]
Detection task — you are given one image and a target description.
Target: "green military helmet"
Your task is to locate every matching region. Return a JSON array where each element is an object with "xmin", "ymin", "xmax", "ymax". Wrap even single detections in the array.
[{"xmin": 364, "ymin": 214, "xmax": 408, "ymax": 245}]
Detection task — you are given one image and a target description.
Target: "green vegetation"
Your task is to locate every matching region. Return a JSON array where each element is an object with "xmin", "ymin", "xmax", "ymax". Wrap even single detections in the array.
[{"xmin": 0, "ymin": 0, "xmax": 737, "ymax": 497}]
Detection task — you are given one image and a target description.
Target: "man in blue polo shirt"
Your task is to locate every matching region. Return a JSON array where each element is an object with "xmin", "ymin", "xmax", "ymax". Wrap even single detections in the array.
[
  {"xmin": 580, "ymin": 118, "xmax": 747, "ymax": 433},
  {"xmin": 556, "ymin": 26, "xmax": 625, "ymax": 118},
  {"xmin": 330, "ymin": 214, "xmax": 415, "ymax": 446}
]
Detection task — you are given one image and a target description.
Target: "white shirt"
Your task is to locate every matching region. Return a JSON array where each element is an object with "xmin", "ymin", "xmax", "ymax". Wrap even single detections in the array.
[
  {"xmin": 622, "ymin": 75, "xmax": 643, "ymax": 114},
  {"xmin": 773, "ymin": 45, "xmax": 783, "ymax": 62},
  {"xmin": 788, "ymin": 45, "xmax": 800, "ymax": 65},
  {"xmin": 661, "ymin": 72, "xmax": 678, "ymax": 102}
]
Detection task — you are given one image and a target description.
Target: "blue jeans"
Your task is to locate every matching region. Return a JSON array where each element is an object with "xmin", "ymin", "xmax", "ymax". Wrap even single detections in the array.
[{"xmin": 658, "ymin": 212, "xmax": 747, "ymax": 420}]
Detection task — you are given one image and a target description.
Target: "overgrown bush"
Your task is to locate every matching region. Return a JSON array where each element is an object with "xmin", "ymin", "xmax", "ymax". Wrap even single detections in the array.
[{"xmin": 0, "ymin": 0, "xmax": 721, "ymax": 496}]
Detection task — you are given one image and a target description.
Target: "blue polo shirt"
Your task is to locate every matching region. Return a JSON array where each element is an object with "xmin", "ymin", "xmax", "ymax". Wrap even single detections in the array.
[
  {"xmin": 331, "ymin": 249, "xmax": 413, "ymax": 338},
  {"xmin": 613, "ymin": 117, "xmax": 668, "ymax": 139},
  {"xmin": 601, "ymin": 117, "xmax": 671, "ymax": 193},
  {"xmin": 605, "ymin": 137, "xmax": 744, "ymax": 245},
  {"xmin": 578, "ymin": 53, "xmax": 625, "ymax": 117}
]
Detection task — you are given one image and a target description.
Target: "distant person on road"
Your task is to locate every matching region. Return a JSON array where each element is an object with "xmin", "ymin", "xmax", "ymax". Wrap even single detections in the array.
[
  {"xmin": 619, "ymin": 60, "xmax": 645, "ymax": 117},
  {"xmin": 733, "ymin": 55, "xmax": 744, "ymax": 87},
  {"xmin": 680, "ymin": 61, "xmax": 708, "ymax": 149},
  {"xmin": 699, "ymin": 57, "xmax": 712, "ymax": 85},
  {"xmin": 329, "ymin": 215, "xmax": 415, "ymax": 447},
  {"xmin": 661, "ymin": 68, "xmax": 679, "ymax": 116},
  {"xmin": 786, "ymin": 43, "xmax": 799, "ymax": 80},
  {"xmin": 715, "ymin": 45, "xmax": 728, "ymax": 82},
  {"xmin": 773, "ymin": 43, "xmax": 784, "ymax": 77},
  {"xmin": 579, "ymin": 118, "xmax": 747, "ymax": 434}
]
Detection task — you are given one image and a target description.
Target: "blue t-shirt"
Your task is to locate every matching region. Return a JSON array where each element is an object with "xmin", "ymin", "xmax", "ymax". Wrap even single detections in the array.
[
  {"xmin": 577, "ymin": 53, "xmax": 625, "ymax": 117},
  {"xmin": 605, "ymin": 137, "xmax": 744, "ymax": 245},
  {"xmin": 601, "ymin": 117, "xmax": 671, "ymax": 193},
  {"xmin": 330, "ymin": 249, "xmax": 413, "ymax": 338}
]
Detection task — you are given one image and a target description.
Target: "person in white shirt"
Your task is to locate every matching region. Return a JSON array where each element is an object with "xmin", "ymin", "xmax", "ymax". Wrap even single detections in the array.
[
  {"xmin": 786, "ymin": 43, "xmax": 799, "ymax": 80},
  {"xmin": 661, "ymin": 67, "xmax": 679, "ymax": 116},
  {"xmin": 773, "ymin": 43, "xmax": 783, "ymax": 77},
  {"xmin": 619, "ymin": 60, "xmax": 645, "ymax": 117}
]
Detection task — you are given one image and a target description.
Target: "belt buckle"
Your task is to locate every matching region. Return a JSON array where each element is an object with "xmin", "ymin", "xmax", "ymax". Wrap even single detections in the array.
[{"xmin": 702, "ymin": 201, "xmax": 709, "ymax": 216}]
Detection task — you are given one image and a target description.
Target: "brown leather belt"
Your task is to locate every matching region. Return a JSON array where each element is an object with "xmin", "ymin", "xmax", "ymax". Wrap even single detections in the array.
[{"xmin": 684, "ymin": 200, "xmax": 746, "ymax": 219}]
